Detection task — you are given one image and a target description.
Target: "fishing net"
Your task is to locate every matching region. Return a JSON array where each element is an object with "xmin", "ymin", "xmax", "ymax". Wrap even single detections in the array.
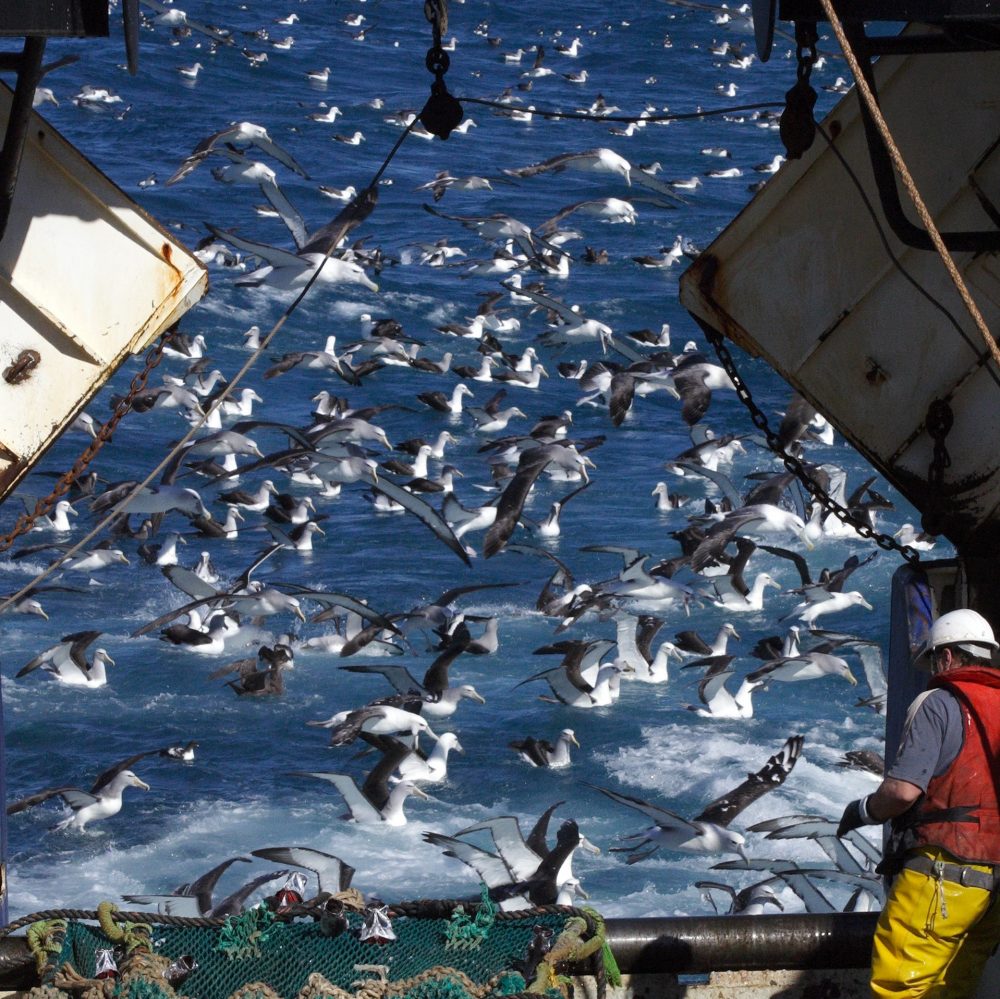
[{"xmin": 17, "ymin": 895, "xmax": 614, "ymax": 999}]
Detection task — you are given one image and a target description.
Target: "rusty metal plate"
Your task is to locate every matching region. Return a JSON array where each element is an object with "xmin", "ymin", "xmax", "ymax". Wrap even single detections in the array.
[
  {"xmin": 0, "ymin": 82, "xmax": 207, "ymax": 500},
  {"xmin": 679, "ymin": 34, "xmax": 1000, "ymax": 551}
]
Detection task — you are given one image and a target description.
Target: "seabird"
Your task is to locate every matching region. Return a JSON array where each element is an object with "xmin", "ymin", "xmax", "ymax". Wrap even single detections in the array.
[
  {"xmin": 219, "ymin": 479, "xmax": 278, "ymax": 513},
  {"xmin": 160, "ymin": 610, "xmax": 240, "ymax": 655},
  {"xmin": 503, "ymin": 147, "xmax": 632, "ymax": 186},
  {"xmin": 747, "ymin": 650, "xmax": 857, "ymax": 687},
  {"xmin": 265, "ymin": 336, "xmax": 360, "ymax": 383},
  {"xmin": 12, "ymin": 541, "xmax": 130, "ymax": 575},
  {"xmin": 210, "ymin": 644, "xmax": 294, "ymax": 696},
  {"xmin": 193, "ymin": 550, "xmax": 219, "ymax": 584},
  {"xmin": 91, "ymin": 482, "xmax": 209, "ymax": 520},
  {"xmin": 167, "ymin": 120, "xmax": 309, "ymax": 185},
  {"xmin": 589, "ymin": 736, "xmax": 803, "ymax": 863},
  {"xmin": 489, "ymin": 819, "xmax": 595, "ymax": 907},
  {"xmin": 417, "ymin": 383, "xmax": 473, "ymax": 415},
  {"xmin": 482, "ymin": 442, "xmax": 596, "ymax": 558},
  {"xmin": 509, "ymin": 729, "xmax": 579, "ymax": 768},
  {"xmin": 747, "ymin": 814, "xmax": 882, "ymax": 874},
  {"xmin": 710, "ymin": 571, "xmax": 781, "ymax": 614},
  {"xmin": 160, "ymin": 740, "xmax": 199, "ymax": 761},
  {"xmin": 122, "ymin": 855, "xmax": 250, "ymax": 914},
  {"xmin": 837, "ymin": 749, "xmax": 886, "ymax": 777},
  {"xmin": 697, "ymin": 880, "xmax": 784, "ymax": 916},
  {"xmin": 684, "ymin": 656, "xmax": 766, "ymax": 719},
  {"xmin": 32, "ymin": 499, "xmax": 78, "ymax": 532},
  {"xmin": 265, "ymin": 519, "xmax": 326, "ymax": 552},
  {"xmin": 290, "ymin": 748, "xmax": 428, "ymax": 826},
  {"xmin": 781, "ymin": 590, "xmax": 874, "ymax": 626},
  {"xmin": 517, "ymin": 638, "xmax": 625, "ymax": 708},
  {"xmin": 307, "ymin": 701, "xmax": 437, "ymax": 747},
  {"xmin": 383, "ymin": 731, "xmax": 464, "ymax": 784},
  {"xmin": 341, "ymin": 651, "xmax": 485, "ymax": 720},
  {"xmin": 138, "ymin": 531, "xmax": 187, "ymax": 566},
  {"xmin": 142, "ymin": 0, "xmax": 233, "ymax": 43},
  {"xmin": 675, "ymin": 622, "xmax": 740, "ymax": 658},
  {"xmin": 893, "ymin": 523, "xmax": 936, "ymax": 551},
  {"xmin": 17, "ymin": 631, "xmax": 115, "ymax": 688},
  {"xmin": 424, "ymin": 804, "xmax": 598, "ymax": 907},
  {"xmin": 8, "ymin": 754, "xmax": 153, "ymax": 831},
  {"xmin": 124, "ymin": 860, "xmax": 290, "ymax": 916}
]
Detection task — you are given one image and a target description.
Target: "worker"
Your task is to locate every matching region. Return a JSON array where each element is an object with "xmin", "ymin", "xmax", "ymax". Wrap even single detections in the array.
[{"xmin": 838, "ymin": 608, "xmax": 1000, "ymax": 998}]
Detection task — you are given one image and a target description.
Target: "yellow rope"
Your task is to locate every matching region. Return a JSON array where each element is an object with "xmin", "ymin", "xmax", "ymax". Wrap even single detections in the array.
[{"xmin": 817, "ymin": 0, "xmax": 1000, "ymax": 367}]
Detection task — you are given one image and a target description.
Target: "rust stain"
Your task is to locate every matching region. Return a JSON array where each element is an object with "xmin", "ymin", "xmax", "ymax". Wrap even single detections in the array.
[
  {"xmin": 684, "ymin": 253, "xmax": 763, "ymax": 358},
  {"xmin": 693, "ymin": 252, "xmax": 720, "ymax": 298},
  {"xmin": 3, "ymin": 349, "xmax": 41, "ymax": 384},
  {"xmin": 162, "ymin": 242, "xmax": 173, "ymax": 266},
  {"xmin": 864, "ymin": 357, "xmax": 888, "ymax": 386}
]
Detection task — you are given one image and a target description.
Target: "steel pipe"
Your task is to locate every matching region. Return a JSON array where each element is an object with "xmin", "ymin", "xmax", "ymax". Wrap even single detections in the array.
[{"xmin": 604, "ymin": 913, "xmax": 879, "ymax": 973}]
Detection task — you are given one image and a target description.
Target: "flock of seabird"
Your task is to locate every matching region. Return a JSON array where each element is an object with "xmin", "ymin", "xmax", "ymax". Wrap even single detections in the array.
[{"xmin": 1, "ymin": 0, "xmax": 910, "ymax": 917}]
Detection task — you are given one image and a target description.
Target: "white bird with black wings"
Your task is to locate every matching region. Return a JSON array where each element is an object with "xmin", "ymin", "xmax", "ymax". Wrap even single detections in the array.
[{"xmin": 589, "ymin": 735, "xmax": 805, "ymax": 862}]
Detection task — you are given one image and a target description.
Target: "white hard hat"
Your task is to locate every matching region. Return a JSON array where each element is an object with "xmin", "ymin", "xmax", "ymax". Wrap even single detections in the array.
[{"xmin": 915, "ymin": 608, "xmax": 998, "ymax": 667}]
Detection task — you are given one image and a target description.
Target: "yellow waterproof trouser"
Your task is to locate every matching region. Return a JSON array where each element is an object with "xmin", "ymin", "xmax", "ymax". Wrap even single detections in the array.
[{"xmin": 871, "ymin": 848, "xmax": 1000, "ymax": 998}]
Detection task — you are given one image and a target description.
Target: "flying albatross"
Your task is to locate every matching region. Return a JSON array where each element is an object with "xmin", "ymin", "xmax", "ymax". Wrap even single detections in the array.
[
  {"xmin": 6, "ymin": 752, "xmax": 158, "ymax": 830},
  {"xmin": 588, "ymin": 735, "xmax": 805, "ymax": 862}
]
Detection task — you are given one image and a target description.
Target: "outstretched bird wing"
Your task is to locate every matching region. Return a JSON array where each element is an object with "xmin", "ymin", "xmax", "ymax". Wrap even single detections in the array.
[
  {"xmin": 299, "ymin": 186, "xmax": 378, "ymax": 257},
  {"xmin": 695, "ymin": 735, "xmax": 804, "ymax": 827},
  {"xmin": 360, "ymin": 469, "xmax": 471, "ymax": 565},
  {"xmin": 6, "ymin": 785, "xmax": 78, "ymax": 815},
  {"xmin": 585, "ymin": 783, "xmax": 699, "ymax": 831},
  {"xmin": 250, "ymin": 846, "xmax": 356, "ymax": 895},
  {"xmin": 288, "ymin": 771, "xmax": 382, "ymax": 822}
]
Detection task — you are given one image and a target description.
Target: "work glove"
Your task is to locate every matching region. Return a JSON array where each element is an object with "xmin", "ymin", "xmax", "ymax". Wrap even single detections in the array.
[{"xmin": 837, "ymin": 796, "xmax": 873, "ymax": 838}]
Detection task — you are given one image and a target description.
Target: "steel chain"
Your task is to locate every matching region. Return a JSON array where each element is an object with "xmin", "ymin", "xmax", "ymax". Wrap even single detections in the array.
[
  {"xmin": 794, "ymin": 21, "xmax": 818, "ymax": 84},
  {"xmin": 0, "ymin": 329, "xmax": 173, "ymax": 553},
  {"xmin": 704, "ymin": 328, "xmax": 922, "ymax": 564}
]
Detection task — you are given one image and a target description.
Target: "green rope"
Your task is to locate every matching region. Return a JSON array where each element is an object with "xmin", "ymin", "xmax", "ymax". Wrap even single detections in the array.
[
  {"xmin": 580, "ymin": 909, "xmax": 620, "ymax": 988},
  {"xmin": 114, "ymin": 977, "xmax": 173, "ymax": 999},
  {"xmin": 216, "ymin": 905, "xmax": 278, "ymax": 960},
  {"xmin": 443, "ymin": 886, "xmax": 496, "ymax": 950},
  {"xmin": 406, "ymin": 976, "xmax": 476, "ymax": 999},
  {"xmin": 493, "ymin": 973, "xmax": 525, "ymax": 996},
  {"xmin": 97, "ymin": 901, "xmax": 153, "ymax": 955},
  {"xmin": 26, "ymin": 920, "xmax": 67, "ymax": 979}
]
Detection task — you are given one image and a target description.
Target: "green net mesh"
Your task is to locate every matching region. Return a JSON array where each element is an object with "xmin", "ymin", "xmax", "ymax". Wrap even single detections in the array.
[{"xmin": 44, "ymin": 903, "xmax": 591, "ymax": 999}]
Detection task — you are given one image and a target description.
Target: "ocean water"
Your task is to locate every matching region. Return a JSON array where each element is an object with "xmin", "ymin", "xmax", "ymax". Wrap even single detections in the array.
[{"xmin": 0, "ymin": 0, "xmax": 936, "ymax": 923}]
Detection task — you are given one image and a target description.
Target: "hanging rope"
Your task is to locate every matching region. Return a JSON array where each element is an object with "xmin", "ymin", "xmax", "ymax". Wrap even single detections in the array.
[{"xmin": 818, "ymin": 0, "xmax": 1000, "ymax": 368}]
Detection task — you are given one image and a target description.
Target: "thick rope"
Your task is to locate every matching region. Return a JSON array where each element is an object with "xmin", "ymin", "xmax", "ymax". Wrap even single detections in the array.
[{"xmin": 818, "ymin": 0, "xmax": 1000, "ymax": 367}]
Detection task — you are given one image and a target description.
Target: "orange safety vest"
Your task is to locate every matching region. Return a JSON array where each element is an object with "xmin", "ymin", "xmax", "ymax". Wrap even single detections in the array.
[{"xmin": 903, "ymin": 666, "xmax": 1000, "ymax": 864}]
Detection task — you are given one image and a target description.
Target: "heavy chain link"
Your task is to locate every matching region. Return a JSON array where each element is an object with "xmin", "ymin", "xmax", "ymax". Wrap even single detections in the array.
[
  {"xmin": 0, "ymin": 328, "xmax": 173, "ymax": 553},
  {"xmin": 703, "ymin": 328, "xmax": 923, "ymax": 564}
]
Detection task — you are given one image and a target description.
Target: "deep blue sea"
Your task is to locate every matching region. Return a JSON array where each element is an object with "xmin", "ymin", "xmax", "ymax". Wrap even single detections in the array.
[{"xmin": 0, "ymin": 0, "xmax": 938, "ymax": 922}]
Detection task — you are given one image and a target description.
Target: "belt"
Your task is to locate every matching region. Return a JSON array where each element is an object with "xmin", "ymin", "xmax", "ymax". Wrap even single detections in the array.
[{"xmin": 903, "ymin": 854, "xmax": 1000, "ymax": 891}]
